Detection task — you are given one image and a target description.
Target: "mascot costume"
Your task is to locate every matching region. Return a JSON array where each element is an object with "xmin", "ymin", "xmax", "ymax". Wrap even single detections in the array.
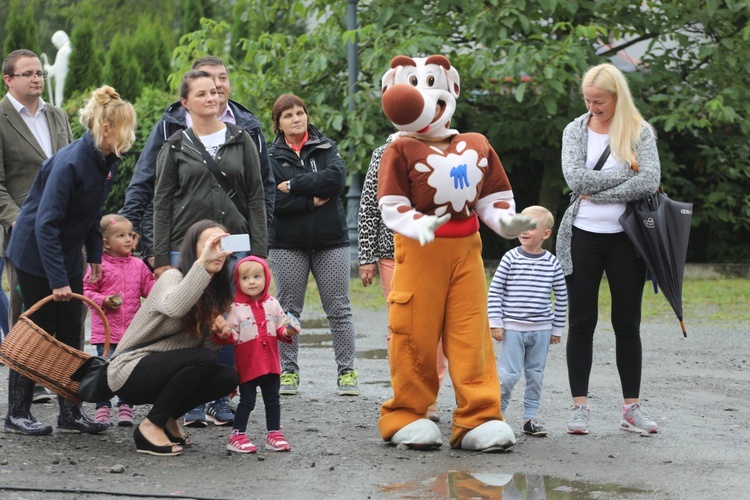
[{"xmin": 377, "ymin": 54, "xmax": 535, "ymax": 451}]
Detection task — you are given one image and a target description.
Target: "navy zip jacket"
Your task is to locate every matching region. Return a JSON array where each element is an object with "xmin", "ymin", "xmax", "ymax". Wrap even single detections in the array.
[
  {"xmin": 119, "ymin": 99, "xmax": 275, "ymax": 247},
  {"xmin": 7, "ymin": 131, "xmax": 119, "ymax": 289},
  {"xmin": 268, "ymin": 124, "xmax": 348, "ymax": 250}
]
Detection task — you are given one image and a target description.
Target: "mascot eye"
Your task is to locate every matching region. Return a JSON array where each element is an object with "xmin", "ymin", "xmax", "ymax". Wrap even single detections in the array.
[
  {"xmin": 409, "ymin": 75, "xmax": 418, "ymax": 86},
  {"xmin": 427, "ymin": 75, "xmax": 436, "ymax": 86}
]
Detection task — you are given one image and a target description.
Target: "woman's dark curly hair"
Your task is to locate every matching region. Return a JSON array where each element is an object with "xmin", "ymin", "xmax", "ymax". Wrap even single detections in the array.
[{"xmin": 176, "ymin": 220, "xmax": 233, "ymax": 336}]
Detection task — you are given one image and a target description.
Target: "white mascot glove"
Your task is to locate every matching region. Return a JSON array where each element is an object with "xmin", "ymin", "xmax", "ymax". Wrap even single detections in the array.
[
  {"xmin": 499, "ymin": 214, "xmax": 536, "ymax": 238},
  {"xmin": 417, "ymin": 213, "xmax": 451, "ymax": 246}
]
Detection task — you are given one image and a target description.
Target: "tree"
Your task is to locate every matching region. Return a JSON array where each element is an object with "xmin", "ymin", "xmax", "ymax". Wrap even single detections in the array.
[
  {"xmin": 181, "ymin": 0, "xmax": 205, "ymax": 35},
  {"xmin": 3, "ymin": 0, "xmax": 41, "ymax": 57},
  {"xmin": 131, "ymin": 22, "xmax": 174, "ymax": 92},
  {"xmin": 65, "ymin": 19, "xmax": 103, "ymax": 97},
  {"xmin": 170, "ymin": 0, "xmax": 750, "ymax": 263},
  {"xmin": 103, "ymin": 34, "xmax": 142, "ymax": 103}
]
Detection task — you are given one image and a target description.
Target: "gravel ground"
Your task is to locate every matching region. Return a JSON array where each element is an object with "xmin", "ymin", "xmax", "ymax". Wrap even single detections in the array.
[{"xmin": 0, "ymin": 300, "xmax": 748, "ymax": 499}]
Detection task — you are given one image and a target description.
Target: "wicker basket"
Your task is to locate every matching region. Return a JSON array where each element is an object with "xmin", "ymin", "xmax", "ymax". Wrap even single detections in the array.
[{"xmin": 0, "ymin": 293, "xmax": 110, "ymax": 404}]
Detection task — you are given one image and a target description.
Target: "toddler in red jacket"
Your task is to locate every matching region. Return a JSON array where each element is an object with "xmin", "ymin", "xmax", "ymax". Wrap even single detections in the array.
[
  {"xmin": 212, "ymin": 256, "xmax": 300, "ymax": 453},
  {"xmin": 83, "ymin": 214, "xmax": 155, "ymax": 426}
]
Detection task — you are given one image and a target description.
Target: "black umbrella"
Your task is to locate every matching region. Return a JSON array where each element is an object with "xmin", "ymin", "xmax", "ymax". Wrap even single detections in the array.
[{"xmin": 619, "ymin": 190, "xmax": 693, "ymax": 337}]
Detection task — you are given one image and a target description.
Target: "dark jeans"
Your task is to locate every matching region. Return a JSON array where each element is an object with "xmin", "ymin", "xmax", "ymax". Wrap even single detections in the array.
[
  {"xmin": 565, "ymin": 227, "xmax": 646, "ymax": 400},
  {"xmin": 234, "ymin": 373, "xmax": 281, "ymax": 434},
  {"xmin": 94, "ymin": 343, "xmax": 130, "ymax": 409},
  {"xmin": 115, "ymin": 348, "xmax": 238, "ymax": 427},
  {"xmin": 16, "ymin": 269, "xmax": 83, "ymax": 349}
]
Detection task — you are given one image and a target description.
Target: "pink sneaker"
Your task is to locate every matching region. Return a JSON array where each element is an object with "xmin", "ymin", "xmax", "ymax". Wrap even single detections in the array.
[
  {"xmin": 94, "ymin": 406, "xmax": 110, "ymax": 425},
  {"xmin": 227, "ymin": 433, "xmax": 257, "ymax": 454},
  {"xmin": 117, "ymin": 404, "xmax": 134, "ymax": 427},
  {"xmin": 266, "ymin": 430, "xmax": 291, "ymax": 451}
]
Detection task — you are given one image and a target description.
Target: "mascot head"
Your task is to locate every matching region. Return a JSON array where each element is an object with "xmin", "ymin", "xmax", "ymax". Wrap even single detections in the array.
[{"xmin": 381, "ymin": 55, "xmax": 460, "ymax": 140}]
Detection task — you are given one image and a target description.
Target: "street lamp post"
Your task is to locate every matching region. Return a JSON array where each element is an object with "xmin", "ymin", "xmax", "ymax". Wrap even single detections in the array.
[{"xmin": 345, "ymin": 0, "xmax": 361, "ymax": 266}]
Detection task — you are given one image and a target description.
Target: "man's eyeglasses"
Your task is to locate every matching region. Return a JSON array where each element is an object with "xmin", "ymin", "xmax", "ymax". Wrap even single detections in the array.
[{"xmin": 8, "ymin": 71, "xmax": 48, "ymax": 79}]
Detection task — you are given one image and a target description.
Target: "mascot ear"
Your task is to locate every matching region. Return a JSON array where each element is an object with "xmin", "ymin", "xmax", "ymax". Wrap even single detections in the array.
[
  {"xmin": 425, "ymin": 54, "xmax": 460, "ymax": 98},
  {"xmin": 382, "ymin": 55, "xmax": 416, "ymax": 94}
]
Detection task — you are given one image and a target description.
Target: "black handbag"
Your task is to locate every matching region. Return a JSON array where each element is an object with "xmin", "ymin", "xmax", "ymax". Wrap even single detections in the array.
[
  {"xmin": 70, "ymin": 331, "xmax": 180, "ymax": 403},
  {"xmin": 70, "ymin": 356, "xmax": 114, "ymax": 402}
]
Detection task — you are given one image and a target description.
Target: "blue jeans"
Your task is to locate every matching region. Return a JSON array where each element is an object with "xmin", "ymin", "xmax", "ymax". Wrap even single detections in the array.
[
  {"xmin": 0, "ymin": 258, "xmax": 9, "ymax": 343},
  {"xmin": 94, "ymin": 344, "xmax": 129, "ymax": 408},
  {"xmin": 499, "ymin": 329, "xmax": 552, "ymax": 420},
  {"xmin": 168, "ymin": 250, "xmax": 248, "ymax": 369}
]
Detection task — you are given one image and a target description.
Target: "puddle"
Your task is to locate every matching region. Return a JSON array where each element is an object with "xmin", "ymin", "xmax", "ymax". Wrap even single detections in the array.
[
  {"xmin": 300, "ymin": 317, "xmax": 329, "ymax": 329},
  {"xmin": 362, "ymin": 379, "xmax": 392, "ymax": 388},
  {"xmin": 381, "ymin": 471, "xmax": 651, "ymax": 499},
  {"xmin": 356, "ymin": 348, "xmax": 389, "ymax": 360},
  {"xmin": 299, "ymin": 333, "xmax": 332, "ymax": 348}
]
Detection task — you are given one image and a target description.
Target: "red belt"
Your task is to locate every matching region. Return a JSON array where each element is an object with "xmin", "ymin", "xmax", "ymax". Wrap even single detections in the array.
[{"xmin": 434, "ymin": 212, "xmax": 479, "ymax": 238}]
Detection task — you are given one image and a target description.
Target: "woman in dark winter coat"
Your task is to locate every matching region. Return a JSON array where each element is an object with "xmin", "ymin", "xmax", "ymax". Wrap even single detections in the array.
[
  {"xmin": 269, "ymin": 94, "xmax": 359, "ymax": 397},
  {"xmin": 5, "ymin": 86, "xmax": 135, "ymax": 436}
]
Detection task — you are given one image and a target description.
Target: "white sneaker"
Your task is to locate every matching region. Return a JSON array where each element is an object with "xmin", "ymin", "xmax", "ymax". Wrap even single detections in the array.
[{"xmin": 621, "ymin": 403, "xmax": 658, "ymax": 433}]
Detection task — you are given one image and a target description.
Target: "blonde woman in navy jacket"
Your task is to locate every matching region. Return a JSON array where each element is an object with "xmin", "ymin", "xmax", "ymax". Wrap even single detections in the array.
[{"xmin": 5, "ymin": 86, "xmax": 135, "ymax": 436}]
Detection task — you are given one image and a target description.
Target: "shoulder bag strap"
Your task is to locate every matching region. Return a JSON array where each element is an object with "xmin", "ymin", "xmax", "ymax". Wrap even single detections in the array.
[
  {"xmin": 184, "ymin": 128, "xmax": 248, "ymax": 219},
  {"xmin": 593, "ymin": 144, "xmax": 611, "ymax": 171}
]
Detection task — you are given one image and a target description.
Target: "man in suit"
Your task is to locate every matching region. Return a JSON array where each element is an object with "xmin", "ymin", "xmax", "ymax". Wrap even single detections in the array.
[{"xmin": 1, "ymin": 49, "xmax": 74, "ymax": 435}]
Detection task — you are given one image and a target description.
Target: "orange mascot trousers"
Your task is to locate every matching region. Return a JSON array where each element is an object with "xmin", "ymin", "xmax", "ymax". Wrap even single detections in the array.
[{"xmin": 378, "ymin": 232, "xmax": 503, "ymax": 448}]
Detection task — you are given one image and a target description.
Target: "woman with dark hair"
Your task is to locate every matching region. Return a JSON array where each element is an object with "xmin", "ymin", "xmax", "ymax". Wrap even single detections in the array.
[
  {"xmin": 107, "ymin": 220, "xmax": 240, "ymax": 456},
  {"xmin": 269, "ymin": 93, "xmax": 359, "ymax": 397}
]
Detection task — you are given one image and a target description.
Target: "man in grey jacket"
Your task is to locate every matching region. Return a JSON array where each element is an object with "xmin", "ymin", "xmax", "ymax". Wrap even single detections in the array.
[
  {"xmin": 0, "ymin": 49, "xmax": 74, "ymax": 434},
  {"xmin": 120, "ymin": 55, "xmax": 275, "ymax": 267}
]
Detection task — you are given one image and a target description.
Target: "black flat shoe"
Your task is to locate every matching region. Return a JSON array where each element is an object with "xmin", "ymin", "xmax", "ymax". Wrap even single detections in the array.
[
  {"xmin": 165, "ymin": 428, "xmax": 193, "ymax": 447},
  {"xmin": 133, "ymin": 426, "xmax": 183, "ymax": 456}
]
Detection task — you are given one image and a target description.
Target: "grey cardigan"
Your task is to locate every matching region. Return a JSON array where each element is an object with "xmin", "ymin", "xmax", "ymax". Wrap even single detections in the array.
[
  {"xmin": 556, "ymin": 112, "xmax": 661, "ymax": 275},
  {"xmin": 106, "ymin": 261, "xmax": 219, "ymax": 392}
]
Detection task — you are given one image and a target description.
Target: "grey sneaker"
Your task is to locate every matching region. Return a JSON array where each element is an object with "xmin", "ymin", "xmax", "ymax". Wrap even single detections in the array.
[
  {"xmin": 337, "ymin": 370, "xmax": 360, "ymax": 396},
  {"xmin": 567, "ymin": 404, "xmax": 591, "ymax": 434},
  {"xmin": 280, "ymin": 372, "xmax": 299, "ymax": 396},
  {"xmin": 621, "ymin": 403, "xmax": 658, "ymax": 433}
]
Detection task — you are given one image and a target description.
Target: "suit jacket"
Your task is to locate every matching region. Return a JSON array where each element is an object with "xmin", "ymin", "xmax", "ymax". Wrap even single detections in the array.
[{"xmin": 0, "ymin": 95, "xmax": 73, "ymax": 254}]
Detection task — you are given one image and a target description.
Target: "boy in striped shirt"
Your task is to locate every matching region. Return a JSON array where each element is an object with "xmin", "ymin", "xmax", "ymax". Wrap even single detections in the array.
[{"xmin": 488, "ymin": 205, "xmax": 568, "ymax": 437}]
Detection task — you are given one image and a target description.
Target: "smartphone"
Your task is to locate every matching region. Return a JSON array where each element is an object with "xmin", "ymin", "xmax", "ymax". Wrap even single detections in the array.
[{"xmin": 220, "ymin": 234, "xmax": 251, "ymax": 253}]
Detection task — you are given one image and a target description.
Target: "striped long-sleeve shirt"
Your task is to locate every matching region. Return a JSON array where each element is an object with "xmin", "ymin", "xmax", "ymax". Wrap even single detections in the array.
[{"xmin": 487, "ymin": 247, "xmax": 568, "ymax": 337}]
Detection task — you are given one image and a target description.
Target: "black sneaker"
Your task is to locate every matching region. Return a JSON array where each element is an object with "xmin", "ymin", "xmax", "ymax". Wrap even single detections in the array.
[
  {"xmin": 32, "ymin": 385, "xmax": 52, "ymax": 403},
  {"xmin": 523, "ymin": 418, "xmax": 548, "ymax": 437}
]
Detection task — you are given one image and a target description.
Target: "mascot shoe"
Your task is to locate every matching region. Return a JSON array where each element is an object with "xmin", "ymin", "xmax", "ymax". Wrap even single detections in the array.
[
  {"xmin": 460, "ymin": 420, "xmax": 516, "ymax": 453},
  {"xmin": 391, "ymin": 419, "xmax": 442, "ymax": 450}
]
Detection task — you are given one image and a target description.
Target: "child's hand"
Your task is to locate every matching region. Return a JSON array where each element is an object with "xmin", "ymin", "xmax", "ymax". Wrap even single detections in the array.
[
  {"xmin": 103, "ymin": 294, "xmax": 123, "ymax": 309},
  {"xmin": 491, "ymin": 328, "xmax": 504, "ymax": 342},
  {"xmin": 550, "ymin": 336, "xmax": 561, "ymax": 345},
  {"xmin": 212, "ymin": 315, "xmax": 235, "ymax": 340},
  {"xmin": 284, "ymin": 325, "xmax": 299, "ymax": 339}
]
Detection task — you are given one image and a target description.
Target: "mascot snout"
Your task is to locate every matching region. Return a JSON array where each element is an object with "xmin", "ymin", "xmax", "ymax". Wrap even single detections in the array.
[{"xmin": 382, "ymin": 84, "xmax": 428, "ymax": 130}]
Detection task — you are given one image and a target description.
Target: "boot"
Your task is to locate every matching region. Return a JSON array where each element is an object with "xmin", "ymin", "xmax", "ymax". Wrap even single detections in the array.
[
  {"xmin": 57, "ymin": 396, "xmax": 109, "ymax": 434},
  {"xmin": 4, "ymin": 370, "xmax": 52, "ymax": 435}
]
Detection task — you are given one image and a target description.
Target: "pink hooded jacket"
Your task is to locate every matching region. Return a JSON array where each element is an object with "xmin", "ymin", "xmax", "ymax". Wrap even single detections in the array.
[
  {"xmin": 224, "ymin": 256, "xmax": 297, "ymax": 384},
  {"xmin": 83, "ymin": 253, "xmax": 155, "ymax": 345}
]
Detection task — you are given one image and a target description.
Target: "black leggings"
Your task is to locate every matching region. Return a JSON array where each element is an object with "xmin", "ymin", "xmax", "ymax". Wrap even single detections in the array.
[
  {"xmin": 116, "ymin": 348, "xmax": 238, "ymax": 427},
  {"xmin": 234, "ymin": 373, "xmax": 281, "ymax": 434},
  {"xmin": 16, "ymin": 269, "xmax": 83, "ymax": 350},
  {"xmin": 566, "ymin": 227, "xmax": 646, "ymax": 400}
]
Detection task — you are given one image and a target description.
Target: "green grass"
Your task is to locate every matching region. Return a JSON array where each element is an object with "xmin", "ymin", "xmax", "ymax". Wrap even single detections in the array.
[{"xmin": 295, "ymin": 275, "xmax": 750, "ymax": 325}]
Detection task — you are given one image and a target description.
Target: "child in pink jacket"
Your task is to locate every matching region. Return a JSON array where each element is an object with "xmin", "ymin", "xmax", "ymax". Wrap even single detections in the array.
[
  {"xmin": 212, "ymin": 256, "xmax": 300, "ymax": 454},
  {"xmin": 83, "ymin": 214, "xmax": 155, "ymax": 426}
]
